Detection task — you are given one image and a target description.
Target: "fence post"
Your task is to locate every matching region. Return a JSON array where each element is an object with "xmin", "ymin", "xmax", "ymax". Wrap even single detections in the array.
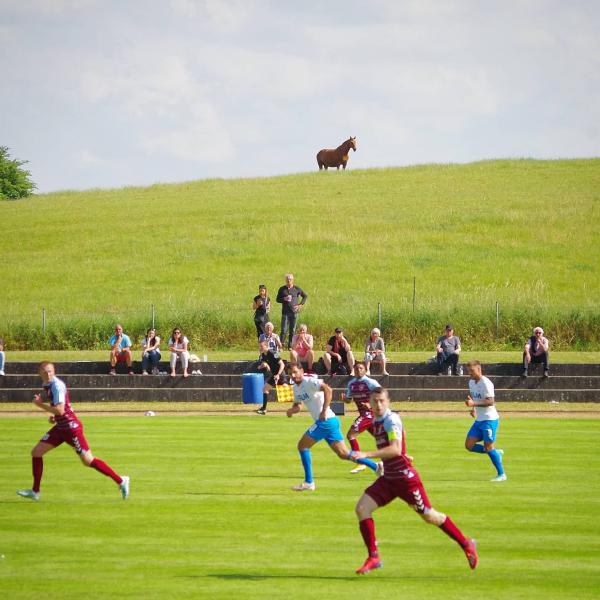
[
  {"xmin": 151, "ymin": 304, "xmax": 156, "ymax": 329},
  {"xmin": 412, "ymin": 276, "xmax": 416, "ymax": 313},
  {"xmin": 378, "ymin": 302, "xmax": 382, "ymax": 330},
  {"xmin": 42, "ymin": 308, "xmax": 46, "ymax": 333},
  {"xmin": 495, "ymin": 301, "xmax": 499, "ymax": 338}
]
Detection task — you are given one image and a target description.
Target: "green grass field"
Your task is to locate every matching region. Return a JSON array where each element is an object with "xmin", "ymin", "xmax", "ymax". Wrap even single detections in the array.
[
  {"xmin": 1, "ymin": 159, "xmax": 599, "ymax": 350},
  {"xmin": 1, "ymin": 414, "xmax": 599, "ymax": 599}
]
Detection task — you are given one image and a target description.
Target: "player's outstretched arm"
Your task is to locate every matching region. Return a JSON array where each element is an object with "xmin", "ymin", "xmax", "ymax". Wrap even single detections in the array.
[
  {"xmin": 33, "ymin": 394, "xmax": 65, "ymax": 417},
  {"xmin": 354, "ymin": 438, "xmax": 402, "ymax": 461},
  {"xmin": 319, "ymin": 382, "xmax": 333, "ymax": 420},
  {"xmin": 286, "ymin": 403, "xmax": 301, "ymax": 418}
]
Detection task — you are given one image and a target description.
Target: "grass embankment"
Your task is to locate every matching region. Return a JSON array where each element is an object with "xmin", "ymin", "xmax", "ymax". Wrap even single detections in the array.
[
  {"xmin": 2, "ymin": 158, "xmax": 599, "ymax": 350},
  {"xmin": 5, "ymin": 350, "xmax": 600, "ymax": 363},
  {"xmin": 1, "ymin": 416, "xmax": 599, "ymax": 599}
]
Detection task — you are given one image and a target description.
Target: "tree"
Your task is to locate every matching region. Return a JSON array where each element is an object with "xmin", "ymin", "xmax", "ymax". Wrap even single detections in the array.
[{"xmin": 0, "ymin": 146, "xmax": 36, "ymax": 199}]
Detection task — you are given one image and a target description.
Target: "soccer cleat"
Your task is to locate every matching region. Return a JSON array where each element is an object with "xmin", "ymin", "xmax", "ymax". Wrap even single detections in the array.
[
  {"xmin": 543, "ymin": 370, "xmax": 550, "ymax": 378},
  {"xmin": 292, "ymin": 481, "xmax": 316, "ymax": 492},
  {"xmin": 17, "ymin": 489, "xmax": 40, "ymax": 501},
  {"xmin": 376, "ymin": 462, "xmax": 385, "ymax": 477},
  {"xmin": 350, "ymin": 464, "xmax": 367, "ymax": 474},
  {"xmin": 356, "ymin": 556, "xmax": 383, "ymax": 575},
  {"xmin": 0, "ymin": 370, "xmax": 5, "ymax": 376},
  {"xmin": 256, "ymin": 409, "xmax": 266, "ymax": 415},
  {"xmin": 463, "ymin": 538, "xmax": 478, "ymax": 570},
  {"xmin": 119, "ymin": 476, "xmax": 130, "ymax": 500},
  {"xmin": 491, "ymin": 474, "xmax": 507, "ymax": 482},
  {"xmin": 109, "ymin": 369, "xmax": 116, "ymax": 376}
]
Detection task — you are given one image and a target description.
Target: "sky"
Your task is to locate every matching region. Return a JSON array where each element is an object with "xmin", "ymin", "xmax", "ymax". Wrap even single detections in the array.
[{"xmin": 1, "ymin": 0, "xmax": 599, "ymax": 193}]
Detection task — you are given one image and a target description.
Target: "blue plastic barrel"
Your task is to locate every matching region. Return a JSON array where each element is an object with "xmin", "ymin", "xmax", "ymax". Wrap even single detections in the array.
[{"xmin": 242, "ymin": 372, "xmax": 264, "ymax": 404}]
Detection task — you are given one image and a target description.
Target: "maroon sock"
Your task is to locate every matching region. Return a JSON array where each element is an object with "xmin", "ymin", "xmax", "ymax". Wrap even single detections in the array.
[
  {"xmin": 440, "ymin": 516, "xmax": 467, "ymax": 548},
  {"xmin": 349, "ymin": 438, "xmax": 360, "ymax": 452},
  {"xmin": 32, "ymin": 457, "xmax": 43, "ymax": 493},
  {"xmin": 91, "ymin": 458, "xmax": 122, "ymax": 484},
  {"xmin": 359, "ymin": 518, "xmax": 378, "ymax": 557}
]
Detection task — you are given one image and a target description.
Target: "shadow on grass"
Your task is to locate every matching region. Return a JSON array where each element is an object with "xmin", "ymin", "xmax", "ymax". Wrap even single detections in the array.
[
  {"xmin": 185, "ymin": 492, "xmax": 290, "ymax": 497},
  {"xmin": 180, "ymin": 572, "xmax": 455, "ymax": 581}
]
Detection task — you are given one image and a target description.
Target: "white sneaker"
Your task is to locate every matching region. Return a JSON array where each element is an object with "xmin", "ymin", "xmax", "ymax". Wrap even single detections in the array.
[
  {"xmin": 292, "ymin": 481, "xmax": 316, "ymax": 491},
  {"xmin": 120, "ymin": 476, "xmax": 130, "ymax": 499},
  {"xmin": 17, "ymin": 489, "xmax": 40, "ymax": 501},
  {"xmin": 350, "ymin": 464, "xmax": 367, "ymax": 474},
  {"xmin": 0, "ymin": 370, "xmax": 5, "ymax": 376},
  {"xmin": 491, "ymin": 474, "xmax": 507, "ymax": 482},
  {"xmin": 376, "ymin": 462, "xmax": 385, "ymax": 477}
]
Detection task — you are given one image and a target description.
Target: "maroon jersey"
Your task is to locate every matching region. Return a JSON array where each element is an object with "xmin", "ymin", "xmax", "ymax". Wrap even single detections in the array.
[
  {"xmin": 43, "ymin": 377, "xmax": 80, "ymax": 430},
  {"xmin": 370, "ymin": 409, "xmax": 416, "ymax": 480},
  {"xmin": 346, "ymin": 376, "xmax": 380, "ymax": 417}
]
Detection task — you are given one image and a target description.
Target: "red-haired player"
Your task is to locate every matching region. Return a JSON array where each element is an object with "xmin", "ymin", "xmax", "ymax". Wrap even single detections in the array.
[{"xmin": 17, "ymin": 362, "xmax": 129, "ymax": 502}]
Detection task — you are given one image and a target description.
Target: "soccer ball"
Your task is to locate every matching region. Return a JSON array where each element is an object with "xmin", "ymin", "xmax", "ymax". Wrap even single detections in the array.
[{"xmin": 144, "ymin": 410, "xmax": 156, "ymax": 417}]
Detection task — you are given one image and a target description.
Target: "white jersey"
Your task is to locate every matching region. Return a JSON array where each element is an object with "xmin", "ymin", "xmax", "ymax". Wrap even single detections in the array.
[
  {"xmin": 469, "ymin": 376, "xmax": 499, "ymax": 421},
  {"xmin": 292, "ymin": 376, "xmax": 335, "ymax": 421}
]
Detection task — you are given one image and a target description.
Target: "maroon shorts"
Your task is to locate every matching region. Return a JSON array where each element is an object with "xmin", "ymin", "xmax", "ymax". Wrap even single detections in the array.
[
  {"xmin": 40, "ymin": 422, "xmax": 90, "ymax": 455},
  {"xmin": 365, "ymin": 473, "xmax": 431, "ymax": 514},
  {"xmin": 350, "ymin": 413, "xmax": 374, "ymax": 434},
  {"xmin": 116, "ymin": 351, "xmax": 129, "ymax": 363}
]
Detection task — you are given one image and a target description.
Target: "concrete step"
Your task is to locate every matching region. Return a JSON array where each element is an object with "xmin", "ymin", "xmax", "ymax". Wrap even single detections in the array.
[
  {"xmin": 3, "ymin": 374, "xmax": 600, "ymax": 390},
  {"xmin": 3, "ymin": 361, "xmax": 599, "ymax": 376},
  {"xmin": 1, "ymin": 387, "xmax": 597, "ymax": 403}
]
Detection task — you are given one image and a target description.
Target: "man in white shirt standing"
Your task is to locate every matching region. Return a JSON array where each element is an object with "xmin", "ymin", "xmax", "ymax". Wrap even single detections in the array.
[
  {"xmin": 464, "ymin": 360, "xmax": 506, "ymax": 482},
  {"xmin": 286, "ymin": 364, "xmax": 379, "ymax": 491}
]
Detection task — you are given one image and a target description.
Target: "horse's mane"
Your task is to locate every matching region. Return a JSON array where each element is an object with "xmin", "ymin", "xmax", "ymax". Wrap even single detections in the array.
[{"xmin": 336, "ymin": 138, "xmax": 352, "ymax": 152}]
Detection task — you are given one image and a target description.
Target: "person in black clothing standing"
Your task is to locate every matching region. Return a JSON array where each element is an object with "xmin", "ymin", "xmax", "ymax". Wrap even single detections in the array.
[
  {"xmin": 276, "ymin": 274, "xmax": 308, "ymax": 350},
  {"xmin": 252, "ymin": 284, "xmax": 271, "ymax": 338},
  {"xmin": 256, "ymin": 340, "xmax": 285, "ymax": 415}
]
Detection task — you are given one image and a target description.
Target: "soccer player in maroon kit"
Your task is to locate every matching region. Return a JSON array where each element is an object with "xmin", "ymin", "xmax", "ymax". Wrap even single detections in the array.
[
  {"xmin": 16, "ymin": 361, "xmax": 129, "ymax": 502},
  {"xmin": 352, "ymin": 388, "xmax": 477, "ymax": 574},
  {"xmin": 342, "ymin": 362, "xmax": 382, "ymax": 473}
]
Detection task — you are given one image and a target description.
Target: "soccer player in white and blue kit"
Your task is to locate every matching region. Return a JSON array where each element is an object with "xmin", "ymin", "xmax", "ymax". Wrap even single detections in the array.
[
  {"xmin": 286, "ymin": 364, "xmax": 379, "ymax": 491},
  {"xmin": 465, "ymin": 360, "xmax": 506, "ymax": 482}
]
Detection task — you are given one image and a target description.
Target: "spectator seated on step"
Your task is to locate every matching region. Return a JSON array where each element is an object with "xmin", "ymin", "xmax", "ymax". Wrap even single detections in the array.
[
  {"xmin": 364, "ymin": 327, "xmax": 389, "ymax": 376},
  {"xmin": 141, "ymin": 328, "xmax": 161, "ymax": 375},
  {"xmin": 436, "ymin": 324, "xmax": 461, "ymax": 375},
  {"xmin": 258, "ymin": 322, "xmax": 283, "ymax": 356},
  {"xmin": 323, "ymin": 327, "xmax": 355, "ymax": 376},
  {"xmin": 168, "ymin": 327, "xmax": 190, "ymax": 378},
  {"xmin": 523, "ymin": 326, "xmax": 550, "ymax": 377},
  {"xmin": 0, "ymin": 336, "xmax": 5, "ymax": 376},
  {"xmin": 109, "ymin": 324, "xmax": 133, "ymax": 375},
  {"xmin": 290, "ymin": 323, "xmax": 315, "ymax": 373}
]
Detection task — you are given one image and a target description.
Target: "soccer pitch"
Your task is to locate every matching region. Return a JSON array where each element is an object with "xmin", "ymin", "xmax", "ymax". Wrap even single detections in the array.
[{"xmin": 1, "ymin": 414, "xmax": 599, "ymax": 600}]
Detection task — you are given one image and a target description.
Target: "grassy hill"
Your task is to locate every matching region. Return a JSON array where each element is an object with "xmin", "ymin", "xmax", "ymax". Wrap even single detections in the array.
[{"xmin": 1, "ymin": 158, "xmax": 599, "ymax": 350}]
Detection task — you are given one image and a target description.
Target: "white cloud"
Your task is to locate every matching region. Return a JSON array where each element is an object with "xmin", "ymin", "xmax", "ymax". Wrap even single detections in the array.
[
  {"xmin": 169, "ymin": 0, "xmax": 257, "ymax": 31},
  {"xmin": 139, "ymin": 102, "xmax": 234, "ymax": 162}
]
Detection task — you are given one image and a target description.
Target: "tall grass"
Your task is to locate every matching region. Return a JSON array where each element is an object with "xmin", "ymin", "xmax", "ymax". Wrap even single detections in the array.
[{"xmin": 1, "ymin": 159, "xmax": 599, "ymax": 350}]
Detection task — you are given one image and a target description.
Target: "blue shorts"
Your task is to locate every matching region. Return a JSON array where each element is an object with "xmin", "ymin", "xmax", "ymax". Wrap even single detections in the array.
[
  {"xmin": 467, "ymin": 419, "xmax": 499, "ymax": 444},
  {"xmin": 305, "ymin": 417, "xmax": 344, "ymax": 444}
]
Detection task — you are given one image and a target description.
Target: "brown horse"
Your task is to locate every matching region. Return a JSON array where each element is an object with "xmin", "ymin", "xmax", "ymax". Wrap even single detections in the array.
[{"xmin": 316, "ymin": 136, "xmax": 357, "ymax": 170}]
